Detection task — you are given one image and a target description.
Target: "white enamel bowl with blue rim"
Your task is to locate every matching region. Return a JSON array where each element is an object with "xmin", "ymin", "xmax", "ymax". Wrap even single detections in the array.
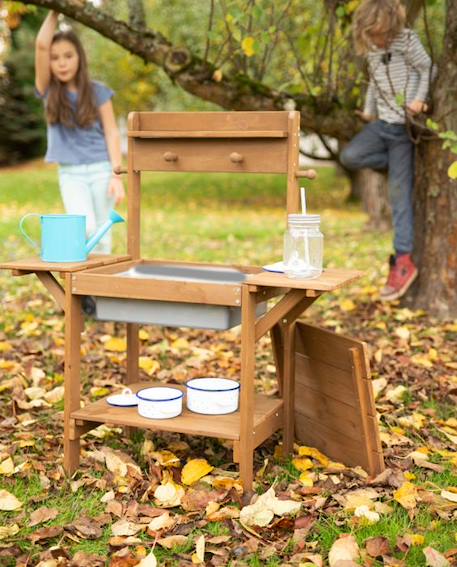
[
  {"xmin": 186, "ymin": 378, "xmax": 240, "ymax": 415},
  {"xmin": 136, "ymin": 387, "xmax": 183, "ymax": 419}
]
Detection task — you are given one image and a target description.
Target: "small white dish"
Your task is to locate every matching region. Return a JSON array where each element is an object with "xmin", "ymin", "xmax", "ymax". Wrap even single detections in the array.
[
  {"xmin": 136, "ymin": 387, "xmax": 183, "ymax": 419},
  {"xmin": 186, "ymin": 378, "xmax": 240, "ymax": 415},
  {"xmin": 107, "ymin": 387, "xmax": 138, "ymax": 407},
  {"xmin": 262, "ymin": 261, "xmax": 285, "ymax": 273}
]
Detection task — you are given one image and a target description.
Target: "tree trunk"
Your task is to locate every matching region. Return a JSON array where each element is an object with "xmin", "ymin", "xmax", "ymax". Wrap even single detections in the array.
[
  {"xmin": 405, "ymin": 0, "xmax": 457, "ymax": 318},
  {"xmin": 359, "ymin": 170, "xmax": 391, "ymax": 231}
]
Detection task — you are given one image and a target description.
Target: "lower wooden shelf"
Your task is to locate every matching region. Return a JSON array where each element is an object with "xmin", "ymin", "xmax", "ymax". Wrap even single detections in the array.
[{"xmin": 71, "ymin": 382, "xmax": 284, "ymax": 445}]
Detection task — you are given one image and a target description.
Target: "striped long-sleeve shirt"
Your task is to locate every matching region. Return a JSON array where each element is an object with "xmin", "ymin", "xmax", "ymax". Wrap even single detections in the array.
[{"xmin": 364, "ymin": 29, "xmax": 434, "ymax": 124}]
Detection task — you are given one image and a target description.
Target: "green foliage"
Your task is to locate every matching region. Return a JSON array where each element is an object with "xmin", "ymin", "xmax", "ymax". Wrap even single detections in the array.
[{"xmin": 0, "ymin": 7, "xmax": 46, "ymax": 164}]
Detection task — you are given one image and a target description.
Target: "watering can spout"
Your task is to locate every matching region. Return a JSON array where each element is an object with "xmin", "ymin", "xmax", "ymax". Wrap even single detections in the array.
[{"xmin": 85, "ymin": 210, "xmax": 125, "ymax": 254}]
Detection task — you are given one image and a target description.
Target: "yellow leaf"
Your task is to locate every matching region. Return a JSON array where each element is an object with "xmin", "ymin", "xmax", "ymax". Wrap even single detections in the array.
[
  {"xmin": 192, "ymin": 534, "xmax": 205, "ymax": 564},
  {"xmin": 292, "ymin": 457, "xmax": 313, "ymax": 472},
  {"xmin": 182, "ymin": 459, "xmax": 214, "ymax": 485},
  {"xmin": 139, "ymin": 357, "xmax": 160, "ymax": 376},
  {"xmin": 297, "ymin": 446, "xmax": 330, "ymax": 467},
  {"xmin": 340, "ymin": 299, "xmax": 356, "ymax": 312},
  {"xmin": 411, "ymin": 353, "xmax": 433, "ymax": 368},
  {"xmin": 299, "ymin": 472, "xmax": 314, "ymax": 487},
  {"xmin": 171, "ymin": 338, "xmax": 190, "ymax": 350},
  {"xmin": 241, "ymin": 36, "xmax": 255, "ymax": 57},
  {"xmin": 0, "ymin": 342, "xmax": 12, "ymax": 352},
  {"xmin": 394, "ymin": 482, "xmax": 418, "ymax": 510},
  {"xmin": 405, "ymin": 533, "xmax": 425, "ymax": 546},
  {"xmin": 139, "ymin": 330, "xmax": 149, "ymax": 341},
  {"xmin": 105, "ymin": 337, "xmax": 127, "ymax": 352},
  {"xmin": 354, "ymin": 505, "xmax": 380, "ymax": 524},
  {"xmin": 151, "ymin": 451, "xmax": 180, "ymax": 467},
  {"xmin": 448, "ymin": 160, "xmax": 457, "ymax": 180}
]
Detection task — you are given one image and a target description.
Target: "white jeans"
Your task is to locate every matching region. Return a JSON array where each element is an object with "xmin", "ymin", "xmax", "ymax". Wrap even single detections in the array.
[{"xmin": 58, "ymin": 161, "xmax": 114, "ymax": 254}]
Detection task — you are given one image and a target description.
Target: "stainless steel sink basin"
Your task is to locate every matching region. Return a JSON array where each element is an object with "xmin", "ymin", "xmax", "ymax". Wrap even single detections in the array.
[{"xmin": 94, "ymin": 262, "xmax": 265, "ymax": 330}]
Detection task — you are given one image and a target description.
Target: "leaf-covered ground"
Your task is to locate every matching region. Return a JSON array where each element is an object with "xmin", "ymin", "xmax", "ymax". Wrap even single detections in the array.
[{"xmin": 0, "ymin": 163, "xmax": 456, "ymax": 566}]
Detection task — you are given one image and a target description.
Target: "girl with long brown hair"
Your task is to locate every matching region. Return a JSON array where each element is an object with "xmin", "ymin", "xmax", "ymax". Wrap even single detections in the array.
[{"xmin": 35, "ymin": 11, "xmax": 125, "ymax": 254}]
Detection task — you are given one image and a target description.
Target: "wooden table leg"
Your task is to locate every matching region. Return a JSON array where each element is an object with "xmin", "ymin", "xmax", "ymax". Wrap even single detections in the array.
[
  {"xmin": 239, "ymin": 285, "xmax": 257, "ymax": 489},
  {"xmin": 270, "ymin": 323, "xmax": 284, "ymax": 396},
  {"xmin": 282, "ymin": 321, "xmax": 296, "ymax": 456},
  {"xmin": 126, "ymin": 322, "xmax": 139, "ymax": 384},
  {"xmin": 63, "ymin": 273, "xmax": 82, "ymax": 475}
]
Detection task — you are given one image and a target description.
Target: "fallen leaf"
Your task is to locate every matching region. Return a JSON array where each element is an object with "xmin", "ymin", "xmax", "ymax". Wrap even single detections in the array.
[
  {"xmin": 365, "ymin": 536, "xmax": 391, "ymax": 557},
  {"xmin": 29, "ymin": 507, "xmax": 59, "ymax": 527},
  {"xmin": 192, "ymin": 534, "xmax": 205, "ymax": 564},
  {"xmin": 29, "ymin": 526, "xmax": 63, "ymax": 544},
  {"xmin": 240, "ymin": 487, "xmax": 301, "ymax": 527},
  {"xmin": 354, "ymin": 505, "xmax": 380, "ymax": 523},
  {"xmin": 181, "ymin": 459, "xmax": 214, "ymax": 485},
  {"xmin": 394, "ymin": 482, "xmax": 418, "ymax": 510},
  {"xmin": 0, "ymin": 490, "xmax": 22, "ymax": 511},
  {"xmin": 0, "ymin": 524, "xmax": 20, "ymax": 540},
  {"xmin": 136, "ymin": 551, "xmax": 158, "ymax": 567},
  {"xmin": 105, "ymin": 337, "xmax": 126, "ymax": 352},
  {"xmin": 154, "ymin": 479, "xmax": 185, "ymax": 508},
  {"xmin": 328, "ymin": 534, "xmax": 360, "ymax": 566},
  {"xmin": 423, "ymin": 546, "xmax": 450, "ymax": 567},
  {"xmin": 158, "ymin": 534, "xmax": 188, "ymax": 549},
  {"xmin": 111, "ymin": 519, "xmax": 144, "ymax": 537},
  {"xmin": 441, "ymin": 489, "xmax": 457, "ymax": 503},
  {"xmin": 147, "ymin": 511, "xmax": 175, "ymax": 532},
  {"xmin": 0, "ymin": 458, "xmax": 14, "ymax": 475}
]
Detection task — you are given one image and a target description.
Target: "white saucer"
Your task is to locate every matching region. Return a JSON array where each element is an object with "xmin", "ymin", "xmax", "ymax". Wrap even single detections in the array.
[
  {"xmin": 107, "ymin": 388, "xmax": 138, "ymax": 407},
  {"xmin": 262, "ymin": 261, "xmax": 285, "ymax": 273}
]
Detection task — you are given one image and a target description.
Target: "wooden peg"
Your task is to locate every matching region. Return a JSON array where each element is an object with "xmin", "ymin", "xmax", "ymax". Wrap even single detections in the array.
[
  {"xmin": 295, "ymin": 169, "xmax": 317, "ymax": 179},
  {"xmin": 230, "ymin": 152, "xmax": 244, "ymax": 163},
  {"xmin": 163, "ymin": 152, "xmax": 178, "ymax": 162}
]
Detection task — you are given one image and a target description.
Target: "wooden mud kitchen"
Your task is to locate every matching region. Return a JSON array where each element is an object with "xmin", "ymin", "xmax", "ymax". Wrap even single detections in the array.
[{"xmin": 0, "ymin": 111, "xmax": 384, "ymax": 488}]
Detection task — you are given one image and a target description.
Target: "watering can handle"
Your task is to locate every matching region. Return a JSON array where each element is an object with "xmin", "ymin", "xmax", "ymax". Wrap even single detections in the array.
[{"xmin": 19, "ymin": 214, "xmax": 40, "ymax": 250}]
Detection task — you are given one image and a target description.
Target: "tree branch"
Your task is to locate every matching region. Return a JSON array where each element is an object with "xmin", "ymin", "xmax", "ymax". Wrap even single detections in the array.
[{"xmin": 20, "ymin": 0, "xmax": 359, "ymax": 139}]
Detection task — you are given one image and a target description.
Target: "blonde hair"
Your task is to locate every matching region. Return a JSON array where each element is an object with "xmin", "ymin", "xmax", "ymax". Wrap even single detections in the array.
[{"xmin": 353, "ymin": 0, "xmax": 406, "ymax": 55}]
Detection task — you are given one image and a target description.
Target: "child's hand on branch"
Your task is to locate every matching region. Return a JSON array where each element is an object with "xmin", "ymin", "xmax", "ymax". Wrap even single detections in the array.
[
  {"xmin": 108, "ymin": 176, "xmax": 125, "ymax": 205},
  {"xmin": 355, "ymin": 110, "xmax": 376, "ymax": 123},
  {"xmin": 407, "ymin": 100, "xmax": 428, "ymax": 115}
]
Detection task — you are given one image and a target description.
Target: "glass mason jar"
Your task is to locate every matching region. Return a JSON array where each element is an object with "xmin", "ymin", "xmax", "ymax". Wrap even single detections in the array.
[{"xmin": 283, "ymin": 214, "xmax": 323, "ymax": 279}]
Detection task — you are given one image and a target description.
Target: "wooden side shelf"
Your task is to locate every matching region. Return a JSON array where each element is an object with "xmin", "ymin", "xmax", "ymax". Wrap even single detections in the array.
[{"xmin": 71, "ymin": 382, "xmax": 283, "ymax": 445}]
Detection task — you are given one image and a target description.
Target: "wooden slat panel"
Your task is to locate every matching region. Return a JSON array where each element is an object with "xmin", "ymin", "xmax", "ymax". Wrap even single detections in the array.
[
  {"xmin": 71, "ymin": 382, "xmax": 283, "ymax": 442},
  {"xmin": 294, "ymin": 383, "xmax": 365, "ymax": 442},
  {"xmin": 132, "ymin": 111, "xmax": 291, "ymax": 132},
  {"xmin": 294, "ymin": 323, "xmax": 384, "ymax": 476},
  {"xmin": 0, "ymin": 255, "xmax": 131, "ymax": 273},
  {"xmin": 296, "ymin": 325, "xmax": 363, "ymax": 372},
  {"xmin": 246, "ymin": 269, "xmax": 363, "ymax": 291},
  {"xmin": 132, "ymin": 138, "xmax": 289, "ymax": 174},
  {"xmin": 128, "ymin": 130, "xmax": 288, "ymax": 138},
  {"xmin": 295, "ymin": 353, "xmax": 358, "ymax": 404},
  {"xmin": 295, "ymin": 411, "xmax": 371, "ymax": 472},
  {"xmin": 71, "ymin": 273, "xmax": 242, "ymax": 306}
]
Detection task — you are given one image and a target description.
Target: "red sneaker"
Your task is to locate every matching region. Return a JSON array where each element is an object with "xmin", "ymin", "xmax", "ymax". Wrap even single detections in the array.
[{"xmin": 380, "ymin": 254, "xmax": 418, "ymax": 301}]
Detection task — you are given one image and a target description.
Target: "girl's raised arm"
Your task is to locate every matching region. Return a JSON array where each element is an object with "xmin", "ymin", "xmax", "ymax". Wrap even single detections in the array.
[{"xmin": 35, "ymin": 11, "xmax": 58, "ymax": 96}]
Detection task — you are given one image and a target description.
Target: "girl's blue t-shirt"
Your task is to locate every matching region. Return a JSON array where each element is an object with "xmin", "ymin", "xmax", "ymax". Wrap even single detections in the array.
[{"xmin": 37, "ymin": 81, "xmax": 113, "ymax": 165}]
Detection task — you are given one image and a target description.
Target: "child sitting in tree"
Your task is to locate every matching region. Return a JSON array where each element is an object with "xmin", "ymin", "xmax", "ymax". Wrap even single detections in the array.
[{"xmin": 340, "ymin": 0, "xmax": 434, "ymax": 301}]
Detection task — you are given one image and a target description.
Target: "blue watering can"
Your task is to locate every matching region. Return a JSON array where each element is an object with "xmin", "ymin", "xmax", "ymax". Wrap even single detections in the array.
[{"xmin": 19, "ymin": 210, "xmax": 125, "ymax": 262}]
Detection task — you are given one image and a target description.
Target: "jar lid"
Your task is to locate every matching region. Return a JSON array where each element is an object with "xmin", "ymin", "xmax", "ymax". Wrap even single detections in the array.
[{"xmin": 288, "ymin": 214, "xmax": 320, "ymax": 225}]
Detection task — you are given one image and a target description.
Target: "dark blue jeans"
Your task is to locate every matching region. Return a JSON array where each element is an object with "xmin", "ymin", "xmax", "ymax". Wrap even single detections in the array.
[{"xmin": 340, "ymin": 120, "xmax": 414, "ymax": 255}]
